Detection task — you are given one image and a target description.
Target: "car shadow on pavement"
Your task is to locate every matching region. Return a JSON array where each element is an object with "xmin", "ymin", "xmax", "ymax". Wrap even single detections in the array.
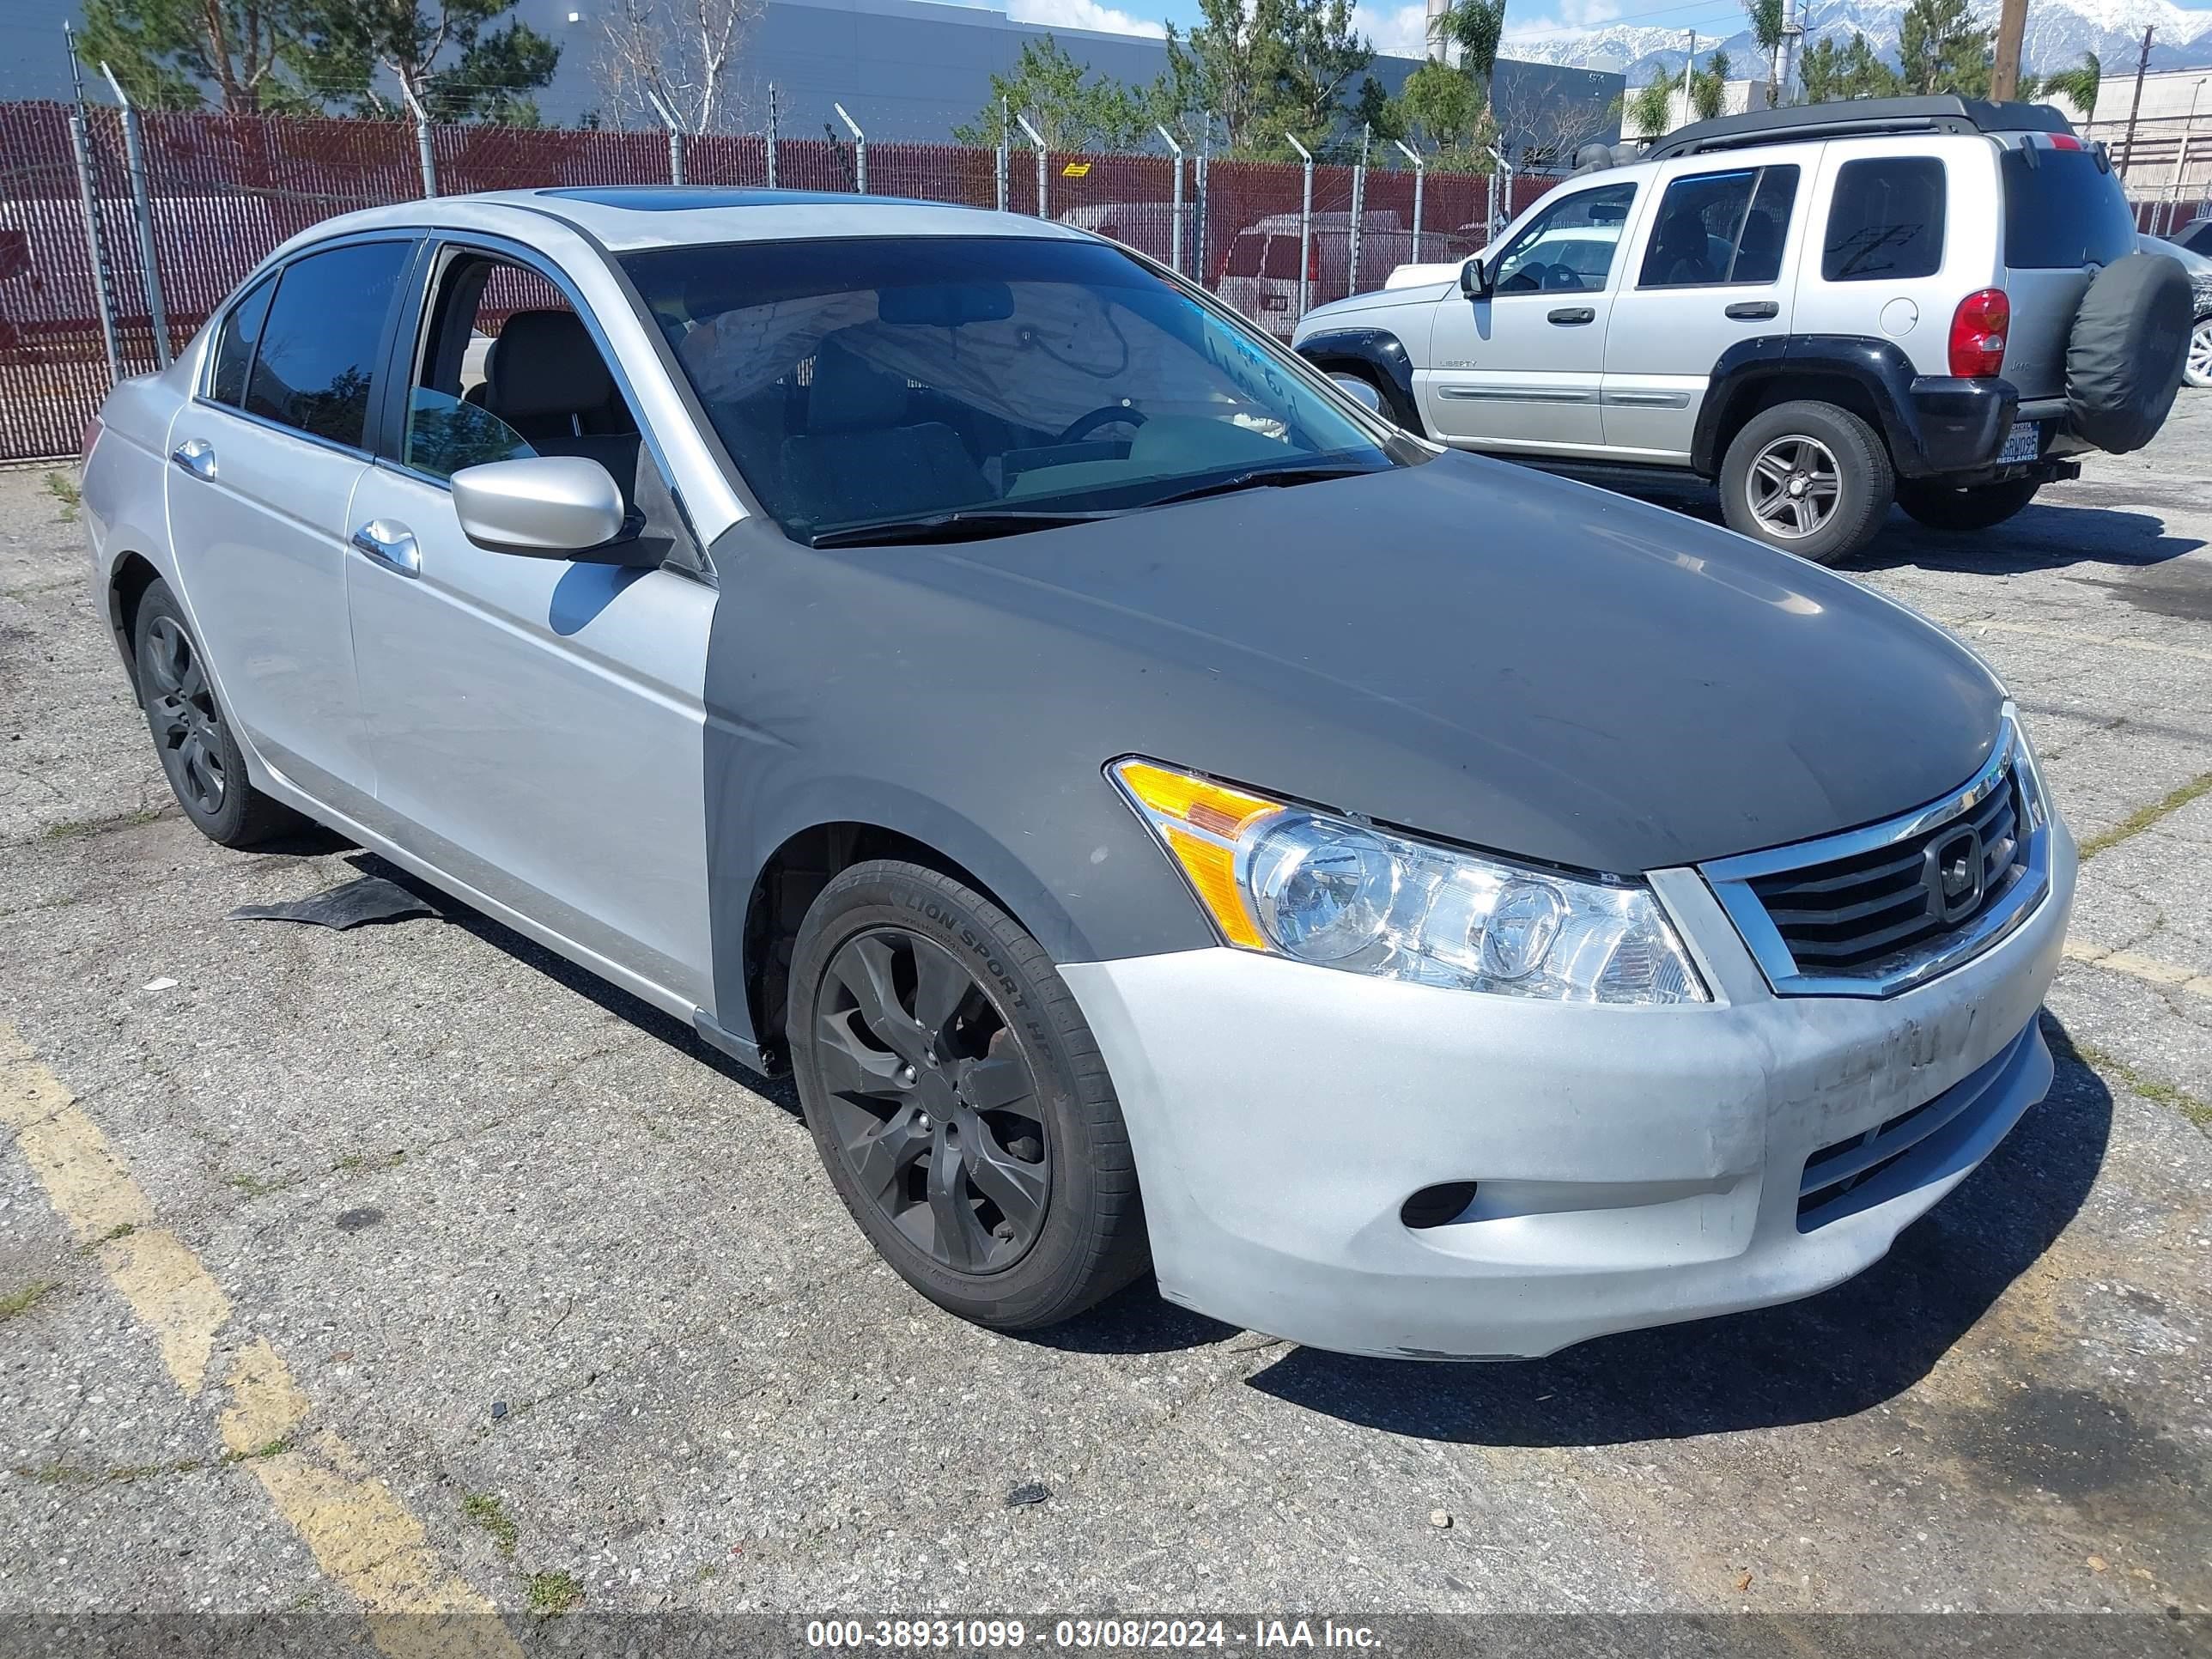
[
  {"xmin": 1240, "ymin": 1012, "xmax": 2112, "ymax": 1445},
  {"xmin": 1851, "ymin": 502, "xmax": 2205, "ymax": 577},
  {"xmin": 339, "ymin": 850, "xmax": 808, "ymax": 1118},
  {"xmin": 1551, "ymin": 465, "xmax": 2203, "ymax": 575}
]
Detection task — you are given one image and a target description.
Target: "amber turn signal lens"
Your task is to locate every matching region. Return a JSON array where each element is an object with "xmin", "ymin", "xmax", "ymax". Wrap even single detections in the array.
[{"xmin": 1110, "ymin": 760, "xmax": 1283, "ymax": 950}]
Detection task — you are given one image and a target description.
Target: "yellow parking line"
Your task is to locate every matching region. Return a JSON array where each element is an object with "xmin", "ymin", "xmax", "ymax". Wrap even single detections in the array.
[
  {"xmin": 0, "ymin": 1024, "xmax": 524, "ymax": 1659},
  {"xmin": 2063, "ymin": 939, "xmax": 2212, "ymax": 1000}
]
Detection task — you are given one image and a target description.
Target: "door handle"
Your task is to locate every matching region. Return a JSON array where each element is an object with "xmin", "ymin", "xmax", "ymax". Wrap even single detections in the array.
[
  {"xmin": 350, "ymin": 520, "xmax": 422, "ymax": 578},
  {"xmin": 1547, "ymin": 307, "xmax": 1596, "ymax": 325},
  {"xmin": 169, "ymin": 438, "xmax": 216, "ymax": 482},
  {"xmin": 1724, "ymin": 300, "xmax": 1780, "ymax": 320}
]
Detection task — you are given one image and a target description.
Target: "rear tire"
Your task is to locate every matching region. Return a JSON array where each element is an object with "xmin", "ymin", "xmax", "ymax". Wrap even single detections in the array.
[
  {"xmin": 1718, "ymin": 400, "xmax": 1893, "ymax": 565},
  {"xmin": 131, "ymin": 580, "xmax": 305, "ymax": 848},
  {"xmin": 787, "ymin": 860, "xmax": 1148, "ymax": 1331},
  {"xmin": 1895, "ymin": 477, "xmax": 2041, "ymax": 532}
]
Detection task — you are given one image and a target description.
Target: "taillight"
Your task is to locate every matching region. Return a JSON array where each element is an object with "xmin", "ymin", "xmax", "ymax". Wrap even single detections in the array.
[
  {"xmin": 1308, "ymin": 240, "xmax": 1321, "ymax": 285},
  {"xmin": 1948, "ymin": 288, "xmax": 2009, "ymax": 378},
  {"xmin": 80, "ymin": 412, "xmax": 103, "ymax": 463}
]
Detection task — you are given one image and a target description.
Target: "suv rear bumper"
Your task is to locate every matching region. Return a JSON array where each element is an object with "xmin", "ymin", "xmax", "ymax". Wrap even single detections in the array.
[{"xmin": 1696, "ymin": 337, "xmax": 2087, "ymax": 486}]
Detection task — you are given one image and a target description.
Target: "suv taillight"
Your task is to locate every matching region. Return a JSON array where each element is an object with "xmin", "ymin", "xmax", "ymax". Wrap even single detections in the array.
[{"xmin": 1948, "ymin": 288, "xmax": 2009, "ymax": 379}]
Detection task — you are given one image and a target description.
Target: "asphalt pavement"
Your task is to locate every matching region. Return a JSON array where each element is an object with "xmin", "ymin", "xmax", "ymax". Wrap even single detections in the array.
[{"xmin": 1, "ymin": 406, "xmax": 2208, "ymax": 1642}]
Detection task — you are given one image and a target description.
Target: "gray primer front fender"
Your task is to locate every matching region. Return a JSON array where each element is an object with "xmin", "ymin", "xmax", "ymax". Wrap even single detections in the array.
[{"xmin": 697, "ymin": 519, "xmax": 1218, "ymax": 1051}]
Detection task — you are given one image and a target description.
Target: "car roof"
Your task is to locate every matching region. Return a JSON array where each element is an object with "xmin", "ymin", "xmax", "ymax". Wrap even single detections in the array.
[{"xmin": 270, "ymin": 185, "xmax": 1091, "ymax": 258}]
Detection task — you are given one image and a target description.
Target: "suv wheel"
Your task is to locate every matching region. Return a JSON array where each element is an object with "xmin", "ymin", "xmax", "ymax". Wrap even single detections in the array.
[
  {"xmin": 787, "ymin": 860, "xmax": 1148, "ymax": 1331},
  {"xmin": 2186, "ymin": 314, "xmax": 2212, "ymax": 391},
  {"xmin": 131, "ymin": 580, "xmax": 306, "ymax": 848},
  {"xmin": 1719, "ymin": 401, "xmax": 1894, "ymax": 565},
  {"xmin": 1895, "ymin": 477, "xmax": 2040, "ymax": 532}
]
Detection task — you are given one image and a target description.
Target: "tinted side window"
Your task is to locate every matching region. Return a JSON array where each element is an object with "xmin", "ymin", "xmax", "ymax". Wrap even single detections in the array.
[
  {"xmin": 209, "ymin": 275, "xmax": 275, "ymax": 408},
  {"xmin": 1999, "ymin": 148, "xmax": 2137, "ymax": 270},
  {"xmin": 1823, "ymin": 157, "xmax": 1945, "ymax": 283},
  {"xmin": 1639, "ymin": 165, "xmax": 1801, "ymax": 288},
  {"xmin": 245, "ymin": 241, "xmax": 410, "ymax": 447}
]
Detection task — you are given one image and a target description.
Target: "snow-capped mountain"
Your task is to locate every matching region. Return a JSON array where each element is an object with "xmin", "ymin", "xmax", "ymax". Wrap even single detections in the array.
[{"xmin": 1508, "ymin": 0, "xmax": 2212, "ymax": 85}]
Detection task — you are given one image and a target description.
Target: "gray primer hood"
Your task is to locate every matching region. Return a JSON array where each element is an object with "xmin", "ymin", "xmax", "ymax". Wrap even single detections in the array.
[
  {"xmin": 891, "ymin": 452, "xmax": 2002, "ymax": 874},
  {"xmin": 701, "ymin": 450, "xmax": 2002, "ymax": 1019}
]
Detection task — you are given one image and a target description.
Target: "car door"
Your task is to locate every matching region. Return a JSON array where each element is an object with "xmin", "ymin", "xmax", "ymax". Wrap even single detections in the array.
[
  {"xmin": 1419, "ymin": 179, "xmax": 1642, "ymax": 454},
  {"xmin": 1599, "ymin": 153, "xmax": 1811, "ymax": 463},
  {"xmin": 342, "ymin": 239, "xmax": 718, "ymax": 1015},
  {"xmin": 162, "ymin": 238, "xmax": 415, "ymax": 816}
]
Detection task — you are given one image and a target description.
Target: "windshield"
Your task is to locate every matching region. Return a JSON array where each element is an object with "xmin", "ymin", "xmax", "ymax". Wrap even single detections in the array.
[{"xmin": 623, "ymin": 235, "xmax": 1403, "ymax": 540}]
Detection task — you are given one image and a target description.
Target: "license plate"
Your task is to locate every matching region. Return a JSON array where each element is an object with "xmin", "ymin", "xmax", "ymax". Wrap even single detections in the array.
[
  {"xmin": 1261, "ymin": 294, "xmax": 1289, "ymax": 310},
  {"xmin": 1997, "ymin": 421, "xmax": 2041, "ymax": 465}
]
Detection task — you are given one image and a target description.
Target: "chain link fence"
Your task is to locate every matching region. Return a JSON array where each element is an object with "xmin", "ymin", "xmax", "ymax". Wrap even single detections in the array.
[{"xmin": 0, "ymin": 98, "xmax": 1559, "ymax": 463}]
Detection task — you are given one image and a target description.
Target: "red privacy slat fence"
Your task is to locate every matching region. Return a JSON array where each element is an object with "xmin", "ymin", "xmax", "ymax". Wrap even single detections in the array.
[{"xmin": 0, "ymin": 99, "xmax": 1557, "ymax": 463}]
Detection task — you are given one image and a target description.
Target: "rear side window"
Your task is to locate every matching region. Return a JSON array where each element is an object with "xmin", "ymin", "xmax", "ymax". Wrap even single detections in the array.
[
  {"xmin": 245, "ymin": 240, "xmax": 411, "ymax": 448},
  {"xmin": 1999, "ymin": 149, "xmax": 2137, "ymax": 270},
  {"xmin": 1639, "ymin": 165, "xmax": 1801, "ymax": 288},
  {"xmin": 1823, "ymin": 157, "xmax": 1945, "ymax": 283},
  {"xmin": 209, "ymin": 274, "xmax": 275, "ymax": 408},
  {"xmin": 1225, "ymin": 234, "xmax": 1266, "ymax": 278}
]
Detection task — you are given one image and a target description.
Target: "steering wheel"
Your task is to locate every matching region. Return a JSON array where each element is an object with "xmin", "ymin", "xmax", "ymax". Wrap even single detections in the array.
[{"xmin": 1057, "ymin": 404, "xmax": 1147, "ymax": 444}]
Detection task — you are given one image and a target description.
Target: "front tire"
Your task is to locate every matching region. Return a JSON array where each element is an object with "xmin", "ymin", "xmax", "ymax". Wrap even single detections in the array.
[
  {"xmin": 1719, "ymin": 400, "xmax": 1894, "ymax": 565},
  {"xmin": 131, "ymin": 580, "xmax": 304, "ymax": 848},
  {"xmin": 1895, "ymin": 477, "xmax": 2040, "ymax": 532},
  {"xmin": 787, "ymin": 860, "xmax": 1148, "ymax": 1331}
]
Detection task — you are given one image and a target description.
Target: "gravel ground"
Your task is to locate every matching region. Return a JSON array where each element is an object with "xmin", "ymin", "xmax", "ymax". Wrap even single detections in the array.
[{"xmin": 0, "ymin": 402, "xmax": 2208, "ymax": 1645}]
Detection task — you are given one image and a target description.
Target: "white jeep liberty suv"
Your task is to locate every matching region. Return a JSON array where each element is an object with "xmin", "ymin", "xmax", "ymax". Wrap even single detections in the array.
[{"xmin": 1294, "ymin": 96, "xmax": 2194, "ymax": 563}]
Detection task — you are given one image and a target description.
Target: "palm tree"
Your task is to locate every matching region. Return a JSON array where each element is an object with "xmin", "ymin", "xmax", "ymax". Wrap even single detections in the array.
[
  {"xmin": 1429, "ymin": 0, "xmax": 1508, "ymax": 116},
  {"xmin": 1628, "ymin": 67, "xmax": 1679, "ymax": 137},
  {"xmin": 2029, "ymin": 51, "xmax": 2100, "ymax": 120},
  {"xmin": 1743, "ymin": 0, "xmax": 1785, "ymax": 106},
  {"xmin": 1691, "ymin": 48, "xmax": 1732, "ymax": 121}
]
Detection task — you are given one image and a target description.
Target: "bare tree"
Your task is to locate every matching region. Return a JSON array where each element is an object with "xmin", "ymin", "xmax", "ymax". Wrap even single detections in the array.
[
  {"xmin": 1491, "ymin": 68, "xmax": 1617, "ymax": 167},
  {"xmin": 596, "ymin": 0, "xmax": 757, "ymax": 133}
]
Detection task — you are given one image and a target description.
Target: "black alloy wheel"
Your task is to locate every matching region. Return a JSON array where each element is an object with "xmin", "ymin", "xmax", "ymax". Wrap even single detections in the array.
[
  {"xmin": 787, "ymin": 860, "xmax": 1148, "ymax": 1330},
  {"xmin": 130, "ymin": 577, "xmax": 305, "ymax": 848},
  {"xmin": 142, "ymin": 613, "xmax": 227, "ymax": 817},
  {"xmin": 815, "ymin": 927, "xmax": 1051, "ymax": 1273}
]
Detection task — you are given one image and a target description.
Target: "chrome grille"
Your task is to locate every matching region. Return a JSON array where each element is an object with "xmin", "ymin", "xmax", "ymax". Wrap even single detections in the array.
[
  {"xmin": 1701, "ymin": 714, "xmax": 2052, "ymax": 999},
  {"xmin": 1747, "ymin": 769, "xmax": 2022, "ymax": 972}
]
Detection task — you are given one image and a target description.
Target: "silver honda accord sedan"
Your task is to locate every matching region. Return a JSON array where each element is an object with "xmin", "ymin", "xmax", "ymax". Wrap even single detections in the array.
[{"xmin": 81, "ymin": 186, "xmax": 2075, "ymax": 1359}]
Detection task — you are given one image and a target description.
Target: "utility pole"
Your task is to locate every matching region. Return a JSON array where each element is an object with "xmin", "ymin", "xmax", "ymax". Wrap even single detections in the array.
[
  {"xmin": 1778, "ymin": 0, "xmax": 1803, "ymax": 105},
  {"xmin": 1990, "ymin": 0, "xmax": 2027, "ymax": 102},
  {"xmin": 2119, "ymin": 26, "xmax": 2154, "ymax": 177}
]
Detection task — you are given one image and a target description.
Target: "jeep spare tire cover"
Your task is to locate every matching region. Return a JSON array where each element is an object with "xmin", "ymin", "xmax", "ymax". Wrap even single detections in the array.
[{"xmin": 2065, "ymin": 252, "xmax": 2192, "ymax": 453}]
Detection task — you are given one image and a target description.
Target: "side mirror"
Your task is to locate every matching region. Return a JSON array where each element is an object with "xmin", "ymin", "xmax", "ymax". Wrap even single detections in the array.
[
  {"xmin": 451, "ymin": 456, "xmax": 640, "ymax": 565},
  {"xmin": 1461, "ymin": 257, "xmax": 1493, "ymax": 300}
]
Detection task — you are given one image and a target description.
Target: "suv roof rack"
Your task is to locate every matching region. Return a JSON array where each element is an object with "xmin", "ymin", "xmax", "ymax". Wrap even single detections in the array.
[{"xmin": 1643, "ymin": 96, "xmax": 2071, "ymax": 161}]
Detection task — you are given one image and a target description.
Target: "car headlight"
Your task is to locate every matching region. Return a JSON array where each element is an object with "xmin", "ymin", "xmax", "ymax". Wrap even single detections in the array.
[{"xmin": 1110, "ymin": 759, "xmax": 1708, "ymax": 1005}]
